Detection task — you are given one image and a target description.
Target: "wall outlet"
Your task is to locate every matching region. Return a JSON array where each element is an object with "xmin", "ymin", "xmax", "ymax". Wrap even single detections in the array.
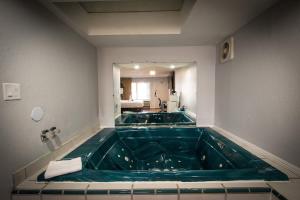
[{"xmin": 2, "ymin": 83, "xmax": 21, "ymax": 101}]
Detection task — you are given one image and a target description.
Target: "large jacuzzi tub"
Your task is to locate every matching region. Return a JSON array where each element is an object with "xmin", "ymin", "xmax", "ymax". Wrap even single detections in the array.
[
  {"xmin": 115, "ymin": 112, "xmax": 195, "ymax": 126},
  {"xmin": 38, "ymin": 127, "xmax": 287, "ymax": 182}
]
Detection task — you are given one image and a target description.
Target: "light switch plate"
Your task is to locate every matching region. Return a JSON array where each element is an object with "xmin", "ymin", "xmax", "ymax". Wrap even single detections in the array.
[{"xmin": 2, "ymin": 83, "xmax": 21, "ymax": 101}]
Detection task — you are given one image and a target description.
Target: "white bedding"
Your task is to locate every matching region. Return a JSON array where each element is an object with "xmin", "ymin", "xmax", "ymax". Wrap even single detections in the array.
[{"xmin": 121, "ymin": 100, "xmax": 144, "ymax": 108}]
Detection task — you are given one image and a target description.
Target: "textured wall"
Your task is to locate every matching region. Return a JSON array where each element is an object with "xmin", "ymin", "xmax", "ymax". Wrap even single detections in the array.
[
  {"xmin": 175, "ymin": 64, "xmax": 197, "ymax": 115},
  {"xmin": 98, "ymin": 46, "xmax": 216, "ymax": 127},
  {"xmin": 0, "ymin": 0, "xmax": 98, "ymax": 199},
  {"xmin": 215, "ymin": 1, "xmax": 300, "ymax": 167}
]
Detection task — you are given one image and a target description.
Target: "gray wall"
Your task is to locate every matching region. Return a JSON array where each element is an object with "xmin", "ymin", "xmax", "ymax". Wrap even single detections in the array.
[
  {"xmin": 175, "ymin": 64, "xmax": 197, "ymax": 115},
  {"xmin": 215, "ymin": 1, "xmax": 300, "ymax": 167},
  {"xmin": 0, "ymin": 0, "xmax": 98, "ymax": 199},
  {"xmin": 98, "ymin": 46, "xmax": 216, "ymax": 127}
]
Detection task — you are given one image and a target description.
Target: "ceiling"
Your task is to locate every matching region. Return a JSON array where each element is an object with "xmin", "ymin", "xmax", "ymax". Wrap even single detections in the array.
[
  {"xmin": 117, "ymin": 62, "xmax": 192, "ymax": 78},
  {"xmin": 39, "ymin": 0, "xmax": 278, "ymax": 46},
  {"xmin": 78, "ymin": 0, "xmax": 184, "ymax": 13}
]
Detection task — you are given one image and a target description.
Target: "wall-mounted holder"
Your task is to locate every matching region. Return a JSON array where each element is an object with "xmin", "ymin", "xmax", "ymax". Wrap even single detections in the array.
[
  {"xmin": 41, "ymin": 129, "xmax": 49, "ymax": 143},
  {"xmin": 41, "ymin": 127, "xmax": 61, "ymax": 143},
  {"xmin": 49, "ymin": 127, "xmax": 61, "ymax": 138}
]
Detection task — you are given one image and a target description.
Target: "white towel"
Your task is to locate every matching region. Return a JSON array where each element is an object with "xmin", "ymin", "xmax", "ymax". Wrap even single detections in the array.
[{"xmin": 44, "ymin": 157, "xmax": 82, "ymax": 179}]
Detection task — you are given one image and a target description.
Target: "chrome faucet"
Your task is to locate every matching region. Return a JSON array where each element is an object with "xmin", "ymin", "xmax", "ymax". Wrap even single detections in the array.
[
  {"xmin": 41, "ymin": 129, "xmax": 49, "ymax": 143},
  {"xmin": 40, "ymin": 127, "xmax": 61, "ymax": 143},
  {"xmin": 49, "ymin": 127, "xmax": 60, "ymax": 138}
]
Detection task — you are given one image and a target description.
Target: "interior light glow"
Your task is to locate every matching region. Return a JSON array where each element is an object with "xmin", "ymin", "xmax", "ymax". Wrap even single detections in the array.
[
  {"xmin": 170, "ymin": 64, "xmax": 175, "ymax": 69},
  {"xmin": 149, "ymin": 70, "xmax": 156, "ymax": 76},
  {"xmin": 134, "ymin": 64, "xmax": 140, "ymax": 69}
]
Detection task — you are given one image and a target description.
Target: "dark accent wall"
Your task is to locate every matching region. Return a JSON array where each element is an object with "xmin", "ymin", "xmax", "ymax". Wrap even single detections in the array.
[{"xmin": 120, "ymin": 78, "xmax": 132, "ymax": 100}]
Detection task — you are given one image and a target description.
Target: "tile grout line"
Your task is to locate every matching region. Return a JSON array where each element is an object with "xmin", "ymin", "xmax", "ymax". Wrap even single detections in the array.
[
  {"xmin": 221, "ymin": 183, "xmax": 227, "ymax": 200},
  {"xmin": 266, "ymin": 183, "xmax": 287, "ymax": 200},
  {"xmin": 262, "ymin": 158, "xmax": 298, "ymax": 176},
  {"xmin": 39, "ymin": 182, "xmax": 48, "ymax": 200},
  {"xmin": 84, "ymin": 184, "xmax": 90, "ymax": 200},
  {"xmin": 130, "ymin": 183, "xmax": 134, "ymax": 200},
  {"xmin": 176, "ymin": 183, "xmax": 180, "ymax": 200}
]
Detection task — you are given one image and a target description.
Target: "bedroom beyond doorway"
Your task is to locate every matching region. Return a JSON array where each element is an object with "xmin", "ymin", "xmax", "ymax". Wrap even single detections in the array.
[{"xmin": 113, "ymin": 62, "xmax": 197, "ymax": 126}]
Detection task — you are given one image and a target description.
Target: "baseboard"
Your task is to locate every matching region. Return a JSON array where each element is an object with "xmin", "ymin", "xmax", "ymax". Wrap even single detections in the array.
[
  {"xmin": 212, "ymin": 126, "xmax": 300, "ymax": 178},
  {"xmin": 12, "ymin": 122, "xmax": 101, "ymax": 187}
]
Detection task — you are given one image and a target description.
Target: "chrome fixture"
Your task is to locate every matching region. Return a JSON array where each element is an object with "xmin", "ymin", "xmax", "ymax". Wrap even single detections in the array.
[
  {"xmin": 41, "ymin": 127, "xmax": 61, "ymax": 143},
  {"xmin": 41, "ymin": 129, "xmax": 49, "ymax": 143},
  {"xmin": 49, "ymin": 126, "xmax": 61, "ymax": 138}
]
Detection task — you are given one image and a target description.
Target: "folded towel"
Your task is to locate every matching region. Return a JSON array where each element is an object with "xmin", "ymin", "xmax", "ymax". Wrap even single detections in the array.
[{"xmin": 44, "ymin": 157, "xmax": 82, "ymax": 179}]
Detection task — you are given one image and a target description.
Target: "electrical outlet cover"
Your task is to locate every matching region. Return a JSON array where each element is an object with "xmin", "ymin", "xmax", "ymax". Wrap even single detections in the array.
[{"xmin": 2, "ymin": 83, "xmax": 21, "ymax": 100}]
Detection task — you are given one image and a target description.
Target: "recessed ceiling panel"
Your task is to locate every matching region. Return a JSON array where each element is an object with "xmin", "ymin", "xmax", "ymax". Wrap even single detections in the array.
[
  {"xmin": 79, "ymin": 0, "xmax": 184, "ymax": 13},
  {"xmin": 42, "ymin": 0, "xmax": 278, "ymax": 45}
]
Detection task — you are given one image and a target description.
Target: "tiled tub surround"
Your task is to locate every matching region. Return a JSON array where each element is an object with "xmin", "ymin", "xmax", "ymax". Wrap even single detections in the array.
[
  {"xmin": 12, "ymin": 127, "xmax": 300, "ymax": 200},
  {"xmin": 12, "ymin": 181, "xmax": 296, "ymax": 200},
  {"xmin": 36, "ymin": 127, "xmax": 287, "ymax": 182},
  {"xmin": 115, "ymin": 112, "xmax": 196, "ymax": 127}
]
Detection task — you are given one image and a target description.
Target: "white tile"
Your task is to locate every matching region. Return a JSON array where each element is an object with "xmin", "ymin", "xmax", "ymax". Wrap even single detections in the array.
[
  {"xmin": 12, "ymin": 195, "xmax": 40, "ymax": 200},
  {"xmin": 212, "ymin": 127, "xmax": 300, "ymax": 176},
  {"xmin": 61, "ymin": 195, "xmax": 85, "ymax": 200},
  {"xmin": 87, "ymin": 195, "xmax": 107, "ymax": 200},
  {"xmin": 107, "ymin": 195, "xmax": 131, "ymax": 200},
  {"xmin": 269, "ymin": 180, "xmax": 300, "ymax": 200},
  {"xmin": 16, "ymin": 180, "xmax": 46, "ymax": 190},
  {"xmin": 180, "ymin": 194, "xmax": 203, "ymax": 200},
  {"xmin": 41, "ymin": 195, "xmax": 60, "ymax": 200},
  {"xmin": 133, "ymin": 195, "xmax": 155, "ymax": 200},
  {"xmin": 222, "ymin": 181, "xmax": 268, "ymax": 188},
  {"xmin": 178, "ymin": 182, "xmax": 223, "ymax": 189},
  {"xmin": 263, "ymin": 159, "xmax": 298, "ymax": 178},
  {"xmin": 157, "ymin": 195, "xmax": 178, "ymax": 200},
  {"xmin": 227, "ymin": 193, "xmax": 270, "ymax": 200},
  {"xmin": 133, "ymin": 182, "xmax": 177, "ymax": 189},
  {"xmin": 44, "ymin": 182, "xmax": 88, "ymax": 190},
  {"xmin": 201, "ymin": 194, "xmax": 225, "ymax": 200},
  {"xmin": 89, "ymin": 182, "xmax": 132, "ymax": 190},
  {"xmin": 177, "ymin": 193, "xmax": 225, "ymax": 200}
]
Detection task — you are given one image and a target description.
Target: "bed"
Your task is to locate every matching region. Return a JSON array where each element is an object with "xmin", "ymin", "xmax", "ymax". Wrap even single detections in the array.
[{"xmin": 121, "ymin": 100, "xmax": 144, "ymax": 113}]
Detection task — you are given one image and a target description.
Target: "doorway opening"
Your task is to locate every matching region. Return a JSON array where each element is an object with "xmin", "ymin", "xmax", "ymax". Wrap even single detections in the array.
[{"xmin": 113, "ymin": 62, "xmax": 197, "ymax": 126}]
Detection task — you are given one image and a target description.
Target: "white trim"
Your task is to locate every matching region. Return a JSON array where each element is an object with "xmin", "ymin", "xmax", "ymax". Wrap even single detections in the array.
[{"xmin": 212, "ymin": 126, "xmax": 300, "ymax": 178}]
